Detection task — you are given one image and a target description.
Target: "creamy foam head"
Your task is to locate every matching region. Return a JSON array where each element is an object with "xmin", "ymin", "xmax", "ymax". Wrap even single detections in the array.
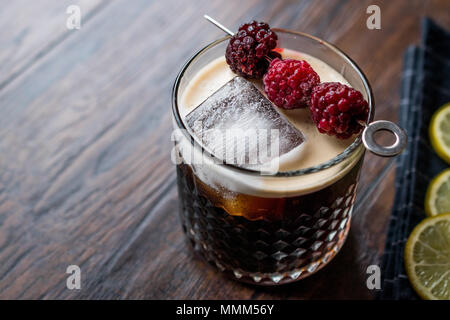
[{"xmin": 175, "ymin": 49, "xmax": 364, "ymax": 197}]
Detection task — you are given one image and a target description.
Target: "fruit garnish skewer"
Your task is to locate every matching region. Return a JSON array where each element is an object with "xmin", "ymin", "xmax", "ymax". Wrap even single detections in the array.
[{"xmin": 203, "ymin": 14, "xmax": 407, "ymax": 156}]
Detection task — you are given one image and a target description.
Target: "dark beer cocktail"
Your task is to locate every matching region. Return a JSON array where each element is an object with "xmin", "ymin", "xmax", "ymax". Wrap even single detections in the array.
[{"xmin": 172, "ymin": 29, "xmax": 373, "ymax": 285}]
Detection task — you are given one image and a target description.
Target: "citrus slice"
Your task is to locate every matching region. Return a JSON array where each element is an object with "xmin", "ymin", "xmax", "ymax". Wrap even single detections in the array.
[
  {"xmin": 404, "ymin": 213, "xmax": 450, "ymax": 300},
  {"xmin": 429, "ymin": 103, "xmax": 450, "ymax": 164},
  {"xmin": 425, "ymin": 168, "xmax": 450, "ymax": 217}
]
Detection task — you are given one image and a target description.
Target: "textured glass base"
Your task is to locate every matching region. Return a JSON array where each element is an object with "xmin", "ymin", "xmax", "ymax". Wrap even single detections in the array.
[
  {"xmin": 185, "ymin": 209, "xmax": 352, "ymax": 285},
  {"xmin": 177, "ymin": 163, "xmax": 359, "ymax": 285}
]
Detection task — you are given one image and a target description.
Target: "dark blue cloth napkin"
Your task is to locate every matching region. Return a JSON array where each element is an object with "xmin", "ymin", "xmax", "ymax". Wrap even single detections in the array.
[{"xmin": 378, "ymin": 18, "xmax": 450, "ymax": 300}]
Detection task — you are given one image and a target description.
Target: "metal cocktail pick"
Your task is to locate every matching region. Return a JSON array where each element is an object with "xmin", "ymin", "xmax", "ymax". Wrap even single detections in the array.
[
  {"xmin": 203, "ymin": 14, "xmax": 407, "ymax": 157},
  {"xmin": 204, "ymin": 15, "xmax": 275, "ymax": 63},
  {"xmin": 362, "ymin": 120, "xmax": 407, "ymax": 157},
  {"xmin": 204, "ymin": 15, "xmax": 234, "ymax": 36}
]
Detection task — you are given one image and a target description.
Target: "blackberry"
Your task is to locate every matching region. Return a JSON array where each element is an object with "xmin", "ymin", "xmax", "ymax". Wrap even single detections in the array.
[{"xmin": 225, "ymin": 21, "xmax": 278, "ymax": 78}]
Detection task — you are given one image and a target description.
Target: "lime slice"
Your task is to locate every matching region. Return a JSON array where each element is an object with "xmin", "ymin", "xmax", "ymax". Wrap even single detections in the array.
[
  {"xmin": 429, "ymin": 103, "xmax": 450, "ymax": 164},
  {"xmin": 404, "ymin": 213, "xmax": 450, "ymax": 300},
  {"xmin": 425, "ymin": 169, "xmax": 450, "ymax": 217}
]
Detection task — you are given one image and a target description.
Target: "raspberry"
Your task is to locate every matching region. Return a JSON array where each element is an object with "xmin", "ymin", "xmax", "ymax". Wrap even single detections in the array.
[
  {"xmin": 263, "ymin": 58, "xmax": 320, "ymax": 109},
  {"xmin": 309, "ymin": 82, "xmax": 369, "ymax": 139},
  {"xmin": 225, "ymin": 21, "xmax": 279, "ymax": 78}
]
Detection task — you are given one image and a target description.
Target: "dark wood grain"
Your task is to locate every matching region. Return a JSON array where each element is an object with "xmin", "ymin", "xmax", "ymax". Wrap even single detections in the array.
[
  {"xmin": 0, "ymin": 0, "xmax": 107, "ymax": 90},
  {"xmin": 0, "ymin": 0, "xmax": 448, "ymax": 299}
]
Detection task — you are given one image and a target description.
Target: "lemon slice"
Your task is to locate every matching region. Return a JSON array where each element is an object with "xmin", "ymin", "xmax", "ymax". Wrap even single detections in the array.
[
  {"xmin": 404, "ymin": 213, "xmax": 450, "ymax": 300},
  {"xmin": 429, "ymin": 103, "xmax": 450, "ymax": 164},
  {"xmin": 425, "ymin": 169, "xmax": 450, "ymax": 217}
]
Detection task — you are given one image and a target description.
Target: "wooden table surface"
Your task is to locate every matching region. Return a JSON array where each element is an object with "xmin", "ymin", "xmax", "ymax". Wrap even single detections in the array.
[{"xmin": 0, "ymin": 0, "xmax": 448, "ymax": 300}]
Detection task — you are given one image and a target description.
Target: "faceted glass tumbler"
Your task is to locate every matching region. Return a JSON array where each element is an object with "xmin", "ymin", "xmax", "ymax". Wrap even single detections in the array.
[{"xmin": 172, "ymin": 30, "xmax": 374, "ymax": 285}]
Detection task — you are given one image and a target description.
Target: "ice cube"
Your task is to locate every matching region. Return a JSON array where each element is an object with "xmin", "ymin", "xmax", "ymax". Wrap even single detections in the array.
[{"xmin": 184, "ymin": 77, "xmax": 304, "ymax": 171}]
